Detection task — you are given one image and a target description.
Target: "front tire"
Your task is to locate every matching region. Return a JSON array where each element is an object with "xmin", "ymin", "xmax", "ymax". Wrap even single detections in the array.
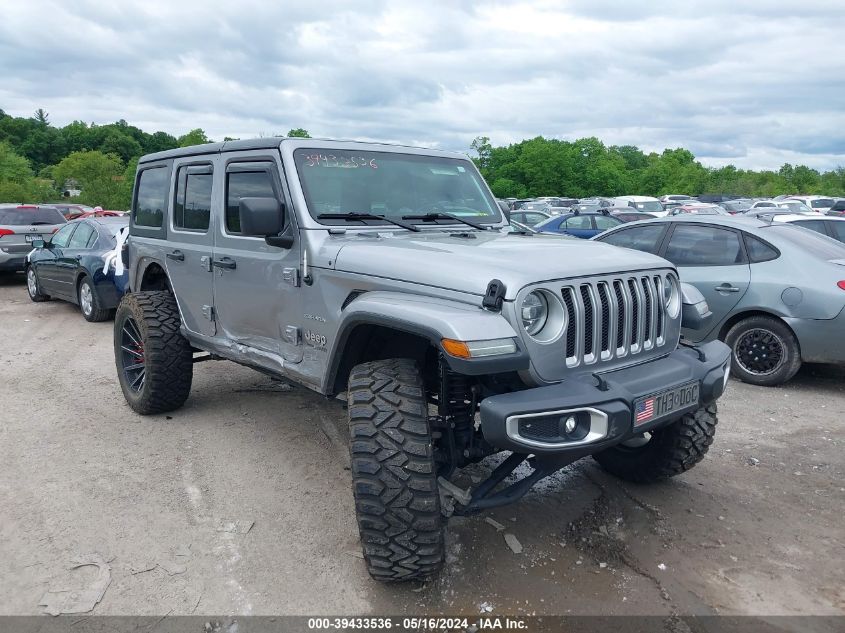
[
  {"xmin": 79, "ymin": 275, "xmax": 110, "ymax": 322},
  {"xmin": 724, "ymin": 315, "xmax": 801, "ymax": 386},
  {"xmin": 347, "ymin": 359, "xmax": 445, "ymax": 582},
  {"xmin": 593, "ymin": 404, "xmax": 718, "ymax": 483},
  {"xmin": 26, "ymin": 266, "xmax": 49, "ymax": 302},
  {"xmin": 114, "ymin": 291, "xmax": 193, "ymax": 415}
]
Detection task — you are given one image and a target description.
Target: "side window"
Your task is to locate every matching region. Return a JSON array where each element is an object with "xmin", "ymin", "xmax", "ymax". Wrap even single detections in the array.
[
  {"xmin": 594, "ymin": 215, "xmax": 621, "ymax": 230},
  {"xmin": 51, "ymin": 223, "xmax": 77, "ymax": 248},
  {"xmin": 68, "ymin": 222, "xmax": 95, "ymax": 248},
  {"xmin": 829, "ymin": 221, "xmax": 845, "ymax": 242},
  {"xmin": 226, "ymin": 166, "xmax": 277, "ymax": 234},
  {"xmin": 134, "ymin": 167, "xmax": 169, "ymax": 228},
  {"xmin": 743, "ymin": 234, "xmax": 779, "ymax": 263},
  {"xmin": 664, "ymin": 225, "xmax": 743, "ymax": 266},
  {"xmin": 563, "ymin": 215, "xmax": 593, "ymax": 230},
  {"xmin": 601, "ymin": 225, "xmax": 666, "ymax": 254},
  {"xmin": 793, "ymin": 220, "xmax": 828, "ymax": 236},
  {"xmin": 174, "ymin": 165, "xmax": 213, "ymax": 231},
  {"xmin": 86, "ymin": 228, "xmax": 99, "ymax": 248}
]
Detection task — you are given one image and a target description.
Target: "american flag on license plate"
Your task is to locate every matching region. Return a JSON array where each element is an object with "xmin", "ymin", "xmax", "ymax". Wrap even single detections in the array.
[{"xmin": 635, "ymin": 398, "xmax": 654, "ymax": 425}]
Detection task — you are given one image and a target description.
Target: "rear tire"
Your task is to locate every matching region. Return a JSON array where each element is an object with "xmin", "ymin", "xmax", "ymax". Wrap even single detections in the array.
[
  {"xmin": 114, "ymin": 291, "xmax": 193, "ymax": 415},
  {"xmin": 26, "ymin": 266, "xmax": 49, "ymax": 302},
  {"xmin": 347, "ymin": 358, "xmax": 445, "ymax": 582},
  {"xmin": 79, "ymin": 275, "xmax": 110, "ymax": 322},
  {"xmin": 593, "ymin": 404, "xmax": 718, "ymax": 483},
  {"xmin": 724, "ymin": 315, "xmax": 801, "ymax": 386}
]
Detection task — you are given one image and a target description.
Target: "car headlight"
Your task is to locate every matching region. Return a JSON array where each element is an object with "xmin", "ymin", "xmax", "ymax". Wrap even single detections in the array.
[
  {"xmin": 664, "ymin": 274, "xmax": 681, "ymax": 319},
  {"xmin": 521, "ymin": 291, "xmax": 548, "ymax": 336}
]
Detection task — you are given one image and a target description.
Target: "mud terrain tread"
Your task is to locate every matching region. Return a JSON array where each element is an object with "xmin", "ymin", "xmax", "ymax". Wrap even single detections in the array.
[
  {"xmin": 593, "ymin": 404, "xmax": 718, "ymax": 483},
  {"xmin": 348, "ymin": 358, "xmax": 444, "ymax": 582},
  {"xmin": 114, "ymin": 291, "xmax": 192, "ymax": 415}
]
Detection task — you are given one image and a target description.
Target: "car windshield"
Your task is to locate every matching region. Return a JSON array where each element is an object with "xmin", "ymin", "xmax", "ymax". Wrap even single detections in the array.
[
  {"xmin": 632, "ymin": 201, "xmax": 663, "ymax": 213},
  {"xmin": 764, "ymin": 224, "xmax": 845, "ymax": 260},
  {"xmin": 294, "ymin": 149, "xmax": 501, "ymax": 225},
  {"xmin": 0, "ymin": 207, "xmax": 66, "ymax": 225}
]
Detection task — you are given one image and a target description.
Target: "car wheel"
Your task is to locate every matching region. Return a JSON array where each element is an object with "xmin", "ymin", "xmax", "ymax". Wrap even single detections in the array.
[
  {"xmin": 347, "ymin": 358, "xmax": 445, "ymax": 582},
  {"xmin": 724, "ymin": 315, "xmax": 801, "ymax": 386},
  {"xmin": 593, "ymin": 404, "xmax": 718, "ymax": 483},
  {"xmin": 78, "ymin": 275, "xmax": 111, "ymax": 322},
  {"xmin": 26, "ymin": 266, "xmax": 50, "ymax": 302},
  {"xmin": 114, "ymin": 291, "xmax": 193, "ymax": 415}
]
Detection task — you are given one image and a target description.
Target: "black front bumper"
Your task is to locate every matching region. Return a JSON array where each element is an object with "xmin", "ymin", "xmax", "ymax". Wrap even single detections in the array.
[{"xmin": 479, "ymin": 341, "xmax": 731, "ymax": 459}]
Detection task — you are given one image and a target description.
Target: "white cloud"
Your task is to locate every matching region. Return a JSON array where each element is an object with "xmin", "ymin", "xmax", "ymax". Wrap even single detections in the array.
[{"xmin": 1, "ymin": 0, "xmax": 843, "ymax": 170}]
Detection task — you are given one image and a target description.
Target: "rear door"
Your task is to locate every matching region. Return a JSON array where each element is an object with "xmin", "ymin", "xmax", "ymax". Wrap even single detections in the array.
[
  {"xmin": 659, "ymin": 223, "xmax": 751, "ymax": 341},
  {"xmin": 165, "ymin": 159, "xmax": 217, "ymax": 337},
  {"xmin": 212, "ymin": 153, "xmax": 303, "ymax": 362}
]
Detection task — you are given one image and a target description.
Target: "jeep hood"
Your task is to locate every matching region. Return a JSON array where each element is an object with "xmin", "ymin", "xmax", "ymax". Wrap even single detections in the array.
[{"xmin": 330, "ymin": 231, "xmax": 672, "ymax": 300}]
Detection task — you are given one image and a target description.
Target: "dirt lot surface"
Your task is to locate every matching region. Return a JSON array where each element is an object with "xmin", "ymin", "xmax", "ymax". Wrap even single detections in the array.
[{"xmin": 1, "ymin": 272, "xmax": 843, "ymax": 619}]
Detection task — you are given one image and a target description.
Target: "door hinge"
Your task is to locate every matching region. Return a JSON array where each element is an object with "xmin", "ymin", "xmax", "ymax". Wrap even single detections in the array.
[
  {"xmin": 284, "ymin": 325, "xmax": 300, "ymax": 345},
  {"xmin": 202, "ymin": 305, "xmax": 215, "ymax": 321},
  {"xmin": 283, "ymin": 267, "xmax": 300, "ymax": 287}
]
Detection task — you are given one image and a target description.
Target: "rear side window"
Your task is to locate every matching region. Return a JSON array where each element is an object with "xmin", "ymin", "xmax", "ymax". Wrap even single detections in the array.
[
  {"xmin": 743, "ymin": 234, "xmax": 779, "ymax": 263},
  {"xmin": 134, "ymin": 167, "xmax": 169, "ymax": 228},
  {"xmin": 68, "ymin": 223, "xmax": 95, "ymax": 249},
  {"xmin": 174, "ymin": 165, "xmax": 213, "ymax": 231},
  {"xmin": 593, "ymin": 215, "xmax": 621, "ymax": 230},
  {"xmin": 792, "ymin": 220, "xmax": 828, "ymax": 236},
  {"xmin": 829, "ymin": 222, "xmax": 845, "ymax": 242},
  {"xmin": 664, "ymin": 225, "xmax": 743, "ymax": 266},
  {"xmin": 226, "ymin": 167, "xmax": 276, "ymax": 234},
  {"xmin": 600, "ymin": 225, "xmax": 666, "ymax": 254},
  {"xmin": 563, "ymin": 215, "xmax": 592, "ymax": 230}
]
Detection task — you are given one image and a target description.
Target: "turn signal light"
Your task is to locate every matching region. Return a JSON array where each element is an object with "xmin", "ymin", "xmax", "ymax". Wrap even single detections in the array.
[
  {"xmin": 441, "ymin": 337, "xmax": 518, "ymax": 359},
  {"xmin": 441, "ymin": 339, "xmax": 471, "ymax": 359},
  {"xmin": 838, "ymin": 281, "xmax": 845, "ymax": 291}
]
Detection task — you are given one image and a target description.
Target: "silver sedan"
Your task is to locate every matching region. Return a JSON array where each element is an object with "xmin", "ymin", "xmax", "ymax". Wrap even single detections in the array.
[{"xmin": 594, "ymin": 215, "xmax": 845, "ymax": 386}]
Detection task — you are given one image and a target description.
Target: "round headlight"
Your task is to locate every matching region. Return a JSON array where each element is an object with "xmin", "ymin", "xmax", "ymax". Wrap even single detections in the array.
[
  {"xmin": 664, "ymin": 274, "xmax": 681, "ymax": 318},
  {"xmin": 521, "ymin": 291, "xmax": 548, "ymax": 336}
]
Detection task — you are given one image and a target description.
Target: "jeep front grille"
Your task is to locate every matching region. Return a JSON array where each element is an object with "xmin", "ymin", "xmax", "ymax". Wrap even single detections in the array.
[{"xmin": 561, "ymin": 274, "xmax": 668, "ymax": 368}]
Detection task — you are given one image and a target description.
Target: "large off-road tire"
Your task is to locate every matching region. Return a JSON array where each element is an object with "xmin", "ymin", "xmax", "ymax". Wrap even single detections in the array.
[
  {"xmin": 724, "ymin": 315, "xmax": 801, "ymax": 386},
  {"xmin": 78, "ymin": 275, "xmax": 111, "ymax": 322},
  {"xmin": 26, "ymin": 266, "xmax": 50, "ymax": 302},
  {"xmin": 347, "ymin": 358, "xmax": 445, "ymax": 582},
  {"xmin": 593, "ymin": 404, "xmax": 718, "ymax": 483},
  {"xmin": 114, "ymin": 291, "xmax": 192, "ymax": 415}
]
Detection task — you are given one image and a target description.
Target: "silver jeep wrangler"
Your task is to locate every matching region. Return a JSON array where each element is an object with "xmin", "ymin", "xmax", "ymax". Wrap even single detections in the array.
[{"xmin": 114, "ymin": 138, "xmax": 731, "ymax": 582}]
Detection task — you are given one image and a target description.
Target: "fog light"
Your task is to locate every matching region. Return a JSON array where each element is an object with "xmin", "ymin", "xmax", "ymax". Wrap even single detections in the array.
[
  {"xmin": 563, "ymin": 416, "xmax": 576, "ymax": 434},
  {"xmin": 558, "ymin": 412, "xmax": 590, "ymax": 441}
]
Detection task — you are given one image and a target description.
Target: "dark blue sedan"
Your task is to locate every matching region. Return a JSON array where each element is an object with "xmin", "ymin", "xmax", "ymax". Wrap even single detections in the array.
[
  {"xmin": 25, "ymin": 216, "xmax": 129, "ymax": 321},
  {"xmin": 534, "ymin": 210, "xmax": 624, "ymax": 239}
]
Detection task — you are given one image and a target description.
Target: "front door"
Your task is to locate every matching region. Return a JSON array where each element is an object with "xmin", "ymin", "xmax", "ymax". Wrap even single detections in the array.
[
  {"xmin": 660, "ymin": 223, "xmax": 751, "ymax": 342},
  {"xmin": 164, "ymin": 159, "xmax": 217, "ymax": 337},
  {"xmin": 36, "ymin": 223, "xmax": 77, "ymax": 298},
  {"xmin": 212, "ymin": 154, "xmax": 303, "ymax": 363},
  {"xmin": 57, "ymin": 221, "xmax": 97, "ymax": 300}
]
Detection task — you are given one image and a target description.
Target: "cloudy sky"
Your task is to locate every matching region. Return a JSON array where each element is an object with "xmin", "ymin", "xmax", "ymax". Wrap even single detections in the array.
[{"xmin": 1, "ymin": 0, "xmax": 844, "ymax": 170}]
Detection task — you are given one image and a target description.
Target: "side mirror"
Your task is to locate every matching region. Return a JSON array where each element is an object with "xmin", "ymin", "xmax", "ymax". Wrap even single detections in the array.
[
  {"xmin": 239, "ymin": 197, "xmax": 284, "ymax": 236},
  {"xmin": 680, "ymin": 282, "xmax": 712, "ymax": 331},
  {"xmin": 31, "ymin": 239, "xmax": 45, "ymax": 249}
]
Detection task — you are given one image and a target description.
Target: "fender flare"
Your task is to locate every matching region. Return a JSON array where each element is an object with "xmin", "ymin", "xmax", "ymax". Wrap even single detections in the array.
[{"xmin": 323, "ymin": 291, "xmax": 529, "ymax": 392}]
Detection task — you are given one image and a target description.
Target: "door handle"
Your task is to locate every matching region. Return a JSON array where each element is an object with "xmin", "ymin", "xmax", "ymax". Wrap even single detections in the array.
[
  {"xmin": 166, "ymin": 250, "xmax": 185, "ymax": 262},
  {"xmin": 212, "ymin": 257, "xmax": 236, "ymax": 270},
  {"xmin": 715, "ymin": 284, "xmax": 740, "ymax": 293}
]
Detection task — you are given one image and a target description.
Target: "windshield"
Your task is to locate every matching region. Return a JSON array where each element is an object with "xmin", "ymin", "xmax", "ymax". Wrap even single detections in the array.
[
  {"xmin": 0, "ymin": 207, "xmax": 66, "ymax": 225},
  {"xmin": 764, "ymin": 224, "xmax": 845, "ymax": 260},
  {"xmin": 294, "ymin": 149, "xmax": 501, "ymax": 226},
  {"xmin": 811, "ymin": 198, "xmax": 834, "ymax": 208},
  {"xmin": 632, "ymin": 201, "xmax": 663, "ymax": 213}
]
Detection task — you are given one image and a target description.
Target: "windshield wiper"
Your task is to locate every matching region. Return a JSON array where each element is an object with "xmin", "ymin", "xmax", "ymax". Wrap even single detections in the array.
[
  {"xmin": 401, "ymin": 212, "xmax": 489, "ymax": 231},
  {"xmin": 317, "ymin": 212, "xmax": 420, "ymax": 232}
]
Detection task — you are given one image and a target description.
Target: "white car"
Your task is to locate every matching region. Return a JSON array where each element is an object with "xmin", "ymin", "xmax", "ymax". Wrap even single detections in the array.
[
  {"xmin": 612, "ymin": 195, "xmax": 666, "ymax": 216},
  {"xmin": 750, "ymin": 200, "xmax": 778, "ymax": 209},
  {"xmin": 785, "ymin": 195, "xmax": 835, "ymax": 213},
  {"xmin": 658, "ymin": 194, "xmax": 695, "ymax": 204}
]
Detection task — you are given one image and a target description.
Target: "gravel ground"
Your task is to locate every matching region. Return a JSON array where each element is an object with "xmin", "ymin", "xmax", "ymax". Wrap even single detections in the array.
[{"xmin": 1, "ymin": 272, "xmax": 843, "ymax": 617}]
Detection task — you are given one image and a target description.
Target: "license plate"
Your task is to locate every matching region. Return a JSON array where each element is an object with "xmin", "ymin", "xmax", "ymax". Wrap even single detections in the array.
[
  {"xmin": 25, "ymin": 234, "xmax": 41, "ymax": 242},
  {"xmin": 634, "ymin": 382, "xmax": 699, "ymax": 427}
]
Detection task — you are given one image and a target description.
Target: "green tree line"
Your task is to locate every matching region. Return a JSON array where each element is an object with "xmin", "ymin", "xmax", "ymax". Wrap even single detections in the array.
[
  {"xmin": 0, "ymin": 108, "xmax": 310, "ymax": 209},
  {"xmin": 470, "ymin": 136, "xmax": 845, "ymax": 199}
]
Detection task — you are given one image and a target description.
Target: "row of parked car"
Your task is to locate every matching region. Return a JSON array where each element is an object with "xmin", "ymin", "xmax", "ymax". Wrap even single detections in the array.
[{"xmin": 0, "ymin": 203, "xmax": 129, "ymax": 321}]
